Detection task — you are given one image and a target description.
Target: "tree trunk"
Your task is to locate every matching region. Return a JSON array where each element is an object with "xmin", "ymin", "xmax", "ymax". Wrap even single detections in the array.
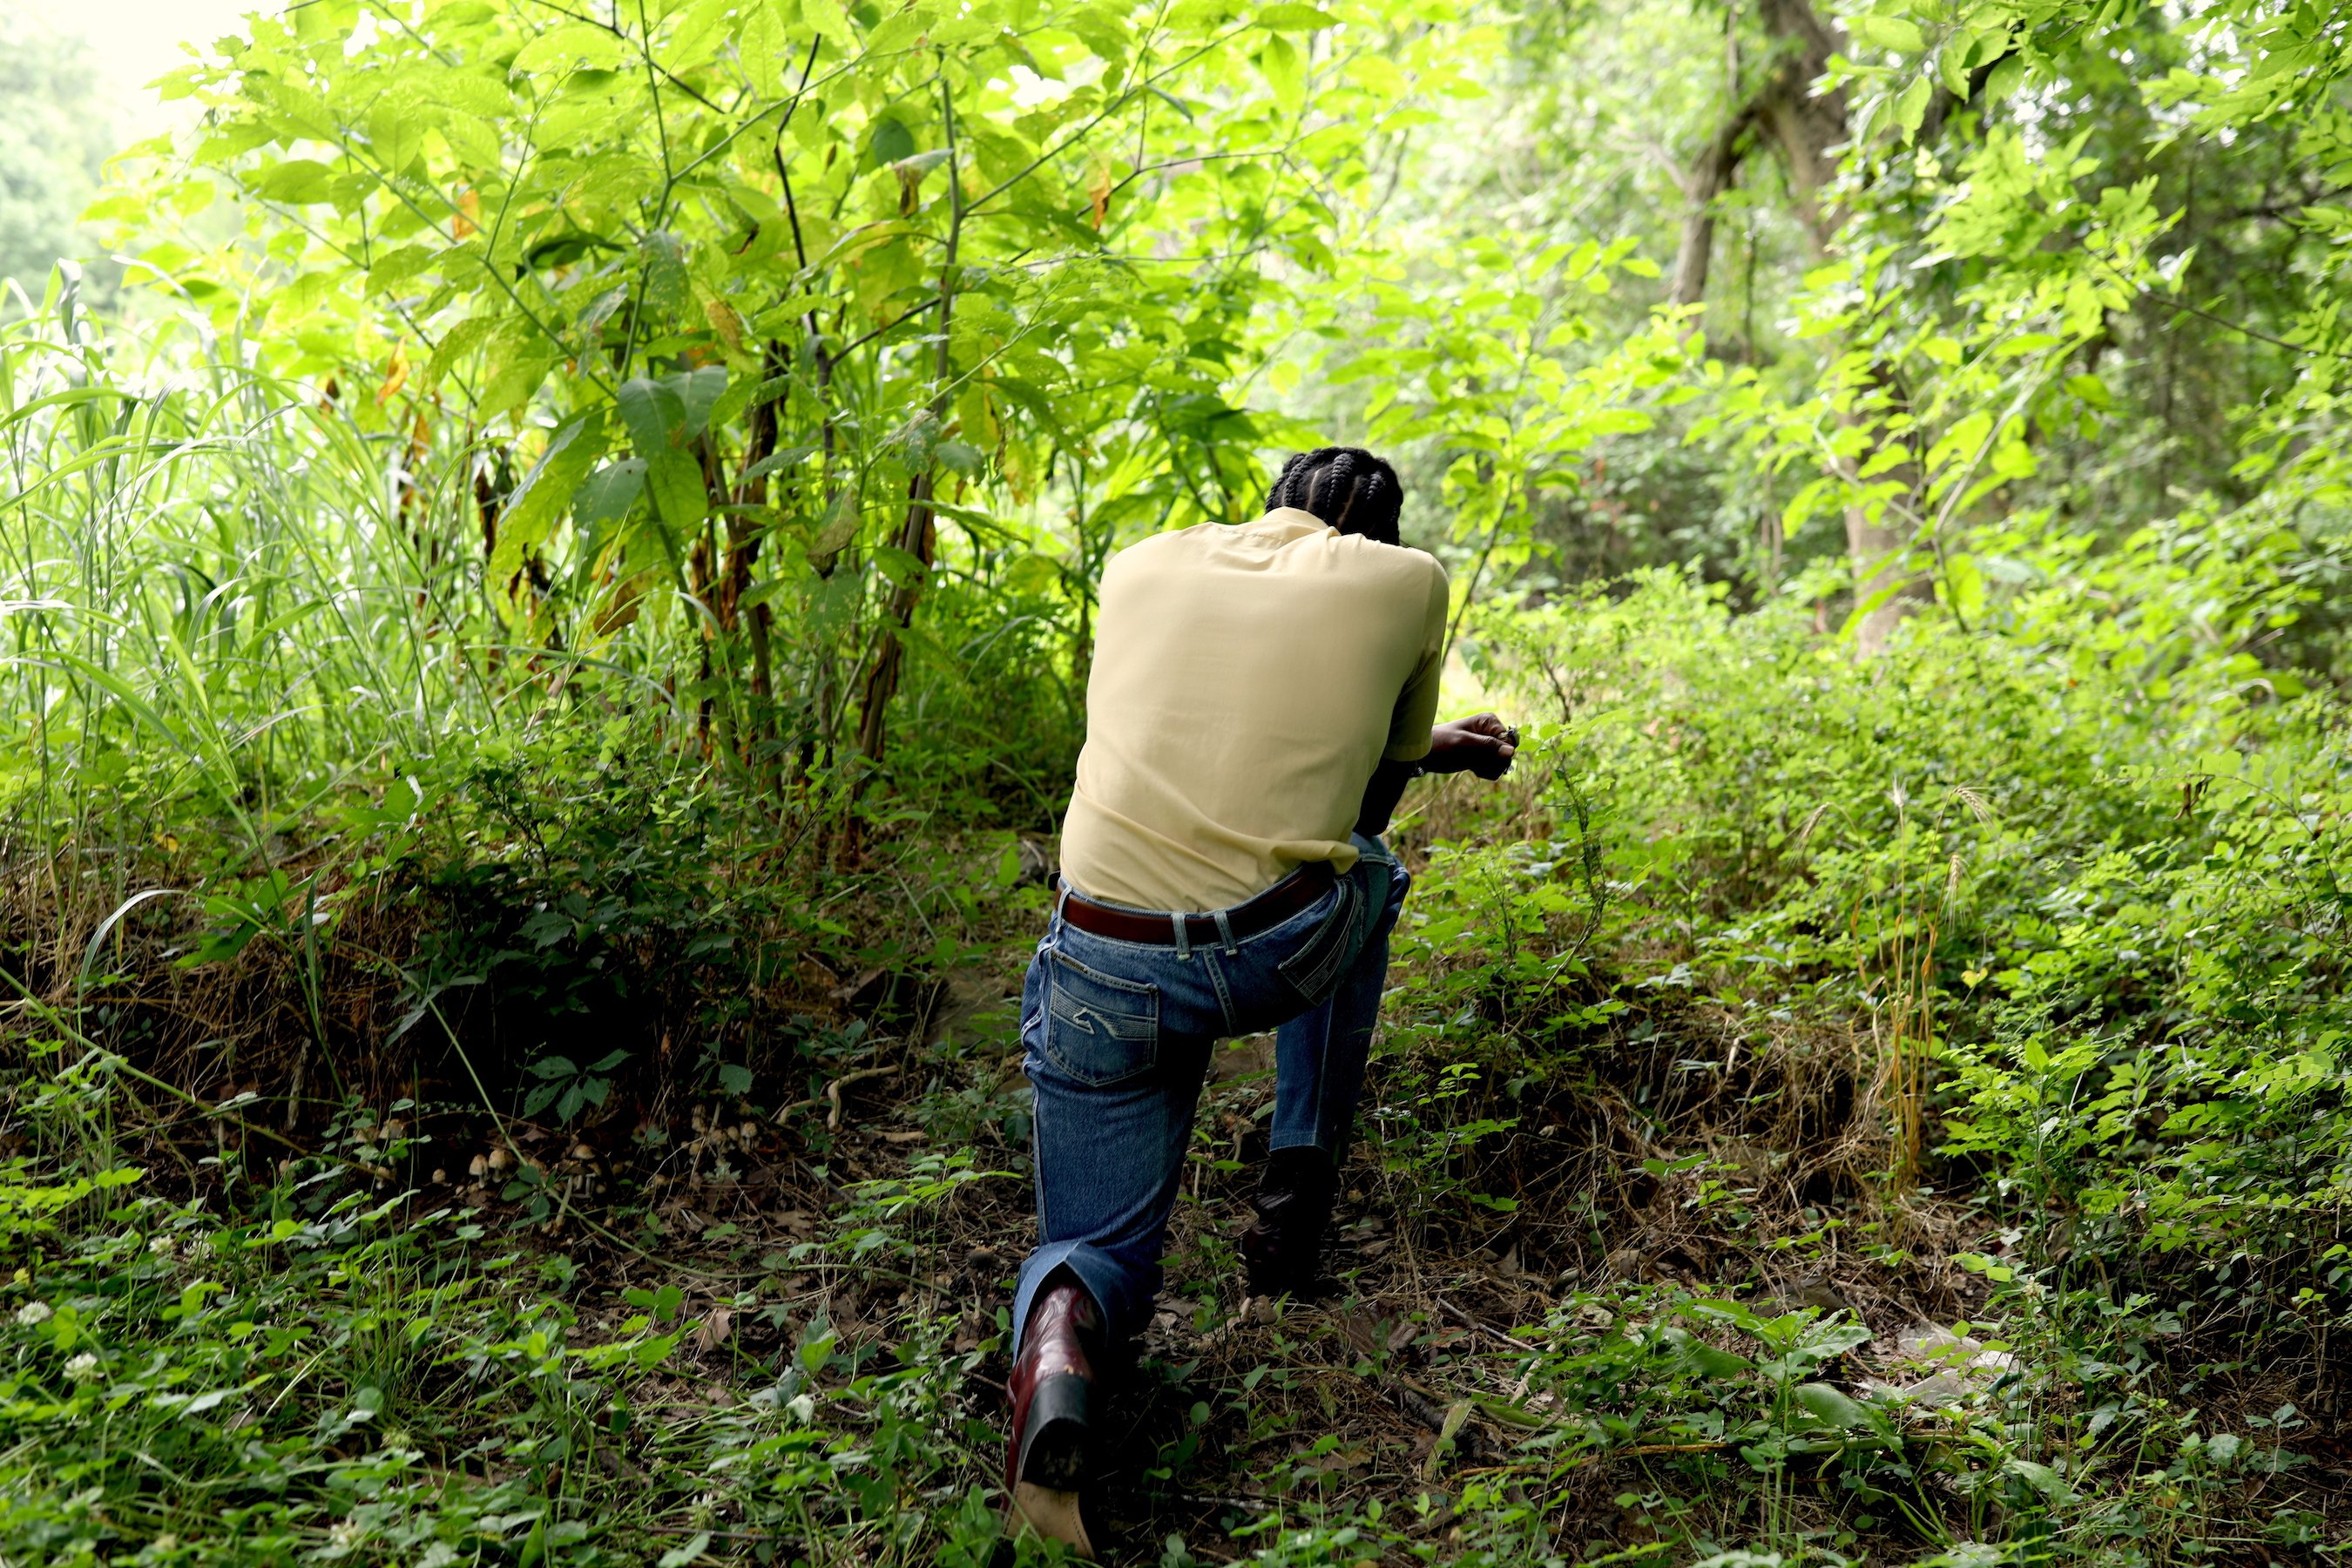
[
  {"xmin": 1844, "ymin": 487, "xmax": 1920, "ymax": 654},
  {"xmin": 1670, "ymin": 0, "xmax": 1936, "ymax": 650},
  {"xmin": 853, "ymin": 469, "xmax": 939, "ymax": 765},
  {"xmin": 852, "ymin": 84, "xmax": 963, "ymax": 772},
  {"xmin": 1667, "ymin": 100, "xmax": 1761, "ymax": 310},
  {"xmin": 1751, "ymin": 0, "xmax": 1848, "ymax": 255}
]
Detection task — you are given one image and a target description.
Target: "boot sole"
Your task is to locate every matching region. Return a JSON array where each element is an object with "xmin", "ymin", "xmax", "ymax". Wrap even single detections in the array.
[
  {"xmin": 1009, "ymin": 1481, "xmax": 1096, "ymax": 1560},
  {"xmin": 1015, "ymin": 1371, "xmax": 1093, "ymax": 1490}
]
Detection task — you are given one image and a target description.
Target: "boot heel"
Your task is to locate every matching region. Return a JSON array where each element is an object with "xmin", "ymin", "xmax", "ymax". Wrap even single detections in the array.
[{"xmin": 1017, "ymin": 1371, "xmax": 1092, "ymax": 1490}]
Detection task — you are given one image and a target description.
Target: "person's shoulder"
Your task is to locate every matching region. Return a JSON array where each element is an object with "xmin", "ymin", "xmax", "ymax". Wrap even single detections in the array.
[
  {"xmin": 1397, "ymin": 543, "xmax": 1447, "ymax": 585},
  {"xmin": 1112, "ymin": 522, "xmax": 1227, "ymax": 564},
  {"xmin": 1105, "ymin": 524, "xmax": 1212, "ymax": 579},
  {"xmin": 1368, "ymin": 543, "xmax": 1448, "ymax": 639},
  {"xmin": 1335, "ymin": 534, "xmax": 1446, "ymax": 588}
]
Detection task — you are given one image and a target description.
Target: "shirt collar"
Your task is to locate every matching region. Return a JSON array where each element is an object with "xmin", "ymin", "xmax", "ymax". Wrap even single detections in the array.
[{"xmin": 1247, "ymin": 507, "xmax": 1335, "ymax": 541}]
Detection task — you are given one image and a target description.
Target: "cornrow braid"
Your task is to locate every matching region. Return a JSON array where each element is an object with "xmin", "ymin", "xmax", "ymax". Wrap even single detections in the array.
[{"xmin": 1265, "ymin": 445, "xmax": 1403, "ymax": 546}]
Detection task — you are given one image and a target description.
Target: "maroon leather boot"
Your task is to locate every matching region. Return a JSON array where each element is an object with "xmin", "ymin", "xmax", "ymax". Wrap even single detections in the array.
[{"xmin": 1005, "ymin": 1275, "xmax": 1105, "ymax": 1494}]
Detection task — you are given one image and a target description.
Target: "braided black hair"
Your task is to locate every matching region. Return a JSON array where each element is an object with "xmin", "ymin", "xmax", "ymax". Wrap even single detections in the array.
[{"xmin": 1264, "ymin": 446, "xmax": 1403, "ymax": 545}]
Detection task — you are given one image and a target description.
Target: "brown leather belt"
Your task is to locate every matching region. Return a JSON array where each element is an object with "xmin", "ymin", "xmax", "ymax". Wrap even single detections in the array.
[{"xmin": 1055, "ymin": 862, "xmax": 1336, "ymax": 946}]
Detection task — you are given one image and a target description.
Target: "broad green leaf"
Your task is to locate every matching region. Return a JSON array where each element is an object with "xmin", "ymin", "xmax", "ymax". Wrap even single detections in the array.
[
  {"xmin": 644, "ymin": 449, "xmax": 709, "ymax": 529},
  {"xmin": 639, "ymin": 230, "xmax": 691, "ymax": 318},
  {"xmin": 1259, "ymin": 33, "xmax": 1302, "ymax": 100},
  {"xmin": 577, "ymin": 458, "xmax": 649, "ymax": 524},
  {"xmin": 808, "ymin": 491, "xmax": 861, "ymax": 558},
  {"xmin": 1846, "ymin": 14, "xmax": 1923, "ymax": 54},
  {"xmin": 252, "ymin": 159, "xmax": 337, "ymax": 204},
  {"xmin": 866, "ymin": 115, "xmax": 917, "ymax": 171},
  {"xmin": 492, "ymin": 415, "xmax": 603, "ymax": 585},
  {"xmin": 618, "ymin": 377, "xmax": 677, "ymax": 456},
  {"xmin": 1683, "ymin": 1340, "xmax": 1754, "ymax": 1379},
  {"xmin": 2005, "ymin": 1459, "xmax": 2076, "ymax": 1504},
  {"xmin": 1943, "ymin": 551, "xmax": 1987, "ymax": 625},
  {"xmin": 618, "ymin": 367, "xmax": 729, "ymax": 456},
  {"xmin": 663, "ymin": 0, "xmax": 738, "ymax": 70},
  {"xmin": 364, "ymin": 245, "xmax": 437, "ymax": 295},
  {"xmin": 366, "ymin": 101, "xmax": 425, "ymax": 176},
  {"xmin": 802, "ymin": 0, "xmax": 853, "ymax": 47},
  {"xmin": 422, "ymin": 315, "xmax": 497, "ymax": 389},
  {"xmin": 675, "ymin": 367, "xmax": 729, "ymax": 441},
  {"xmin": 511, "ymin": 23, "xmax": 630, "ymax": 74},
  {"xmin": 1257, "ymin": 3, "xmax": 1336, "ymax": 30},
  {"xmin": 1895, "ymin": 72, "xmax": 1934, "ymax": 136},
  {"xmin": 740, "ymin": 3, "xmax": 791, "ymax": 95},
  {"xmin": 439, "ymin": 111, "xmax": 503, "ymax": 167},
  {"xmin": 476, "ymin": 323, "xmax": 559, "ymax": 422},
  {"xmin": 743, "ymin": 443, "xmax": 821, "ymax": 482},
  {"xmin": 1792, "ymin": 1382, "xmax": 1874, "ymax": 1430},
  {"xmin": 868, "ymin": 7, "xmax": 931, "ymax": 53}
]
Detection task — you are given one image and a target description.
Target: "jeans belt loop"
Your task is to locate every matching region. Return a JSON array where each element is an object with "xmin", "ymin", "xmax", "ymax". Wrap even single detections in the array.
[
  {"xmin": 1211, "ymin": 907, "xmax": 1238, "ymax": 956},
  {"xmin": 1171, "ymin": 910, "xmax": 1191, "ymax": 960}
]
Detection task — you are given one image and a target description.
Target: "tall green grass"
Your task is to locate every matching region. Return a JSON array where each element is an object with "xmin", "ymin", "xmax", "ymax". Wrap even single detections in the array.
[
  {"xmin": 0, "ymin": 280, "xmax": 1030, "ymax": 1568},
  {"xmin": 3, "ymin": 272, "xmax": 640, "ymax": 864}
]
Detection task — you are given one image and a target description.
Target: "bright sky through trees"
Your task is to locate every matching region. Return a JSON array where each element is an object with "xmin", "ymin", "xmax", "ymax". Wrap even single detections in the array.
[{"xmin": 26, "ymin": 0, "xmax": 256, "ymax": 132}]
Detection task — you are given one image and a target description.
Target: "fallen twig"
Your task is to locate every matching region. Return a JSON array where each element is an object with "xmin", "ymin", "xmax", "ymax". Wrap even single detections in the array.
[
  {"xmin": 826, "ymin": 1064, "xmax": 903, "ymax": 1130},
  {"xmin": 1436, "ymin": 1294, "xmax": 1539, "ymax": 1353}
]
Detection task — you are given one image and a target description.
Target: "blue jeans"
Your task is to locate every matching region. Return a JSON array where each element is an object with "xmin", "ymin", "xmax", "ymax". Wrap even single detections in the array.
[{"xmin": 1013, "ymin": 835, "xmax": 1410, "ymax": 1350}]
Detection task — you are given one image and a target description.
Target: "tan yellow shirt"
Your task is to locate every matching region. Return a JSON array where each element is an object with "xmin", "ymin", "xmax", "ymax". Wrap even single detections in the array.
[{"xmin": 1058, "ymin": 509, "xmax": 1449, "ymax": 911}]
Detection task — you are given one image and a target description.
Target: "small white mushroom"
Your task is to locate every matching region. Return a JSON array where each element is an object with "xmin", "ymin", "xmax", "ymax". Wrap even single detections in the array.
[
  {"xmin": 486, "ymin": 1147, "xmax": 513, "ymax": 1173},
  {"xmin": 467, "ymin": 1153, "xmax": 488, "ymax": 1179}
]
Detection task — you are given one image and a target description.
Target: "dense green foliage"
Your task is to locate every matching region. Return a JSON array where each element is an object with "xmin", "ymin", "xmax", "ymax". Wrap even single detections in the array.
[{"xmin": 5, "ymin": 0, "xmax": 2352, "ymax": 1562}]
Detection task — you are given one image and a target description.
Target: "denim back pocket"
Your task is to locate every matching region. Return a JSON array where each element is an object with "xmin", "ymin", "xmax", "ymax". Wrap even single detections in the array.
[
  {"xmin": 1274, "ymin": 875, "xmax": 1364, "ymax": 1007},
  {"xmin": 1041, "ymin": 947, "xmax": 1160, "ymax": 1087}
]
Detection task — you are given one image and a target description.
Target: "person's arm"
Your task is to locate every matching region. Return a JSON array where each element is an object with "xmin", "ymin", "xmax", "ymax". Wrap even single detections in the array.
[{"xmin": 1355, "ymin": 713, "xmax": 1518, "ymax": 836}]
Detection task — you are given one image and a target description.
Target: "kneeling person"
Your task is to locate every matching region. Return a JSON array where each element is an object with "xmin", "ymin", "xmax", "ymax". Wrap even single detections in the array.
[{"xmin": 1005, "ymin": 448, "xmax": 1517, "ymax": 1531}]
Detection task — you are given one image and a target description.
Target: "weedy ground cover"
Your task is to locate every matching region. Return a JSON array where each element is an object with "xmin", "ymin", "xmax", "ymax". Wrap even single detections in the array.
[{"xmin": 8, "ymin": 433, "xmax": 2349, "ymax": 1564}]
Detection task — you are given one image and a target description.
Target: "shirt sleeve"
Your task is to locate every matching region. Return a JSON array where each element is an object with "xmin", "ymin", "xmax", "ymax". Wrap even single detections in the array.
[{"xmin": 1382, "ymin": 559, "xmax": 1450, "ymax": 761}]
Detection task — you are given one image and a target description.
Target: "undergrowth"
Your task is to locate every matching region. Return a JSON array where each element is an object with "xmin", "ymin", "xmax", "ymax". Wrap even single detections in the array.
[{"xmin": 5, "ymin": 274, "xmax": 2351, "ymax": 1567}]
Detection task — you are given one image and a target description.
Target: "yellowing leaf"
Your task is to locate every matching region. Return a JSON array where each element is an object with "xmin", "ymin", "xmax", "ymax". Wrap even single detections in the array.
[
  {"xmin": 1087, "ymin": 160, "xmax": 1113, "ymax": 229},
  {"xmin": 375, "ymin": 341, "xmax": 409, "ymax": 404},
  {"xmin": 703, "ymin": 297, "xmax": 744, "ymax": 350}
]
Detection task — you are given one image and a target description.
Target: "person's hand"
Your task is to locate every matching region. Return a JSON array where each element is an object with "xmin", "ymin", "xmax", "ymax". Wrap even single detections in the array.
[{"xmin": 1423, "ymin": 713, "xmax": 1518, "ymax": 781}]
